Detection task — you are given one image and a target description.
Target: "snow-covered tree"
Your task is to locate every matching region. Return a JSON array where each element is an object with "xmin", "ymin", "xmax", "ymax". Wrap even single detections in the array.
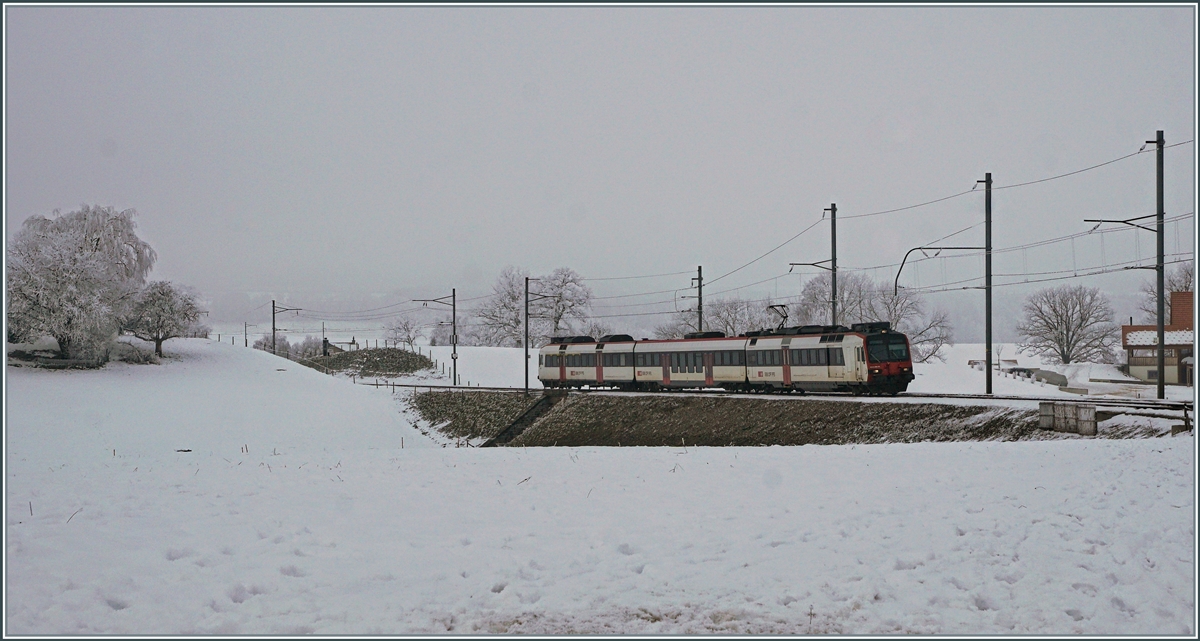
[
  {"xmin": 469, "ymin": 266, "xmax": 595, "ymax": 346},
  {"xmin": 289, "ymin": 336, "xmax": 323, "ymax": 359},
  {"xmin": 470, "ymin": 266, "xmax": 528, "ymax": 347},
  {"xmin": 1017, "ymin": 285, "xmax": 1118, "ymax": 364},
  {"xmin": 126, "ymin": 281, "xmax": 202, "ymax": 356},
  {"xmin": 790, "ymin": 271, "xmax": 874, "ymax": 327},
  {"xmin": 653, "ymin": 310, "xmax": 699, "ymax": 339},
  {"xmin": 863, "ymin": 287, "xmax": 954, "ymax": 364},
  {"xmin": 706, "ymin": 297, "xmax": 778, "ymax": 337},
  {"xmin": 1138, "ymin": 261, "xmax": 1194, "ymax": 324},
  {"xmin": 536, "ymin": 267, "xmax": 592, "ymax": 336},
  {"xmin": 429, "ymin": 316, "xmax": 453, "ymax": 346},
  {"xmin": 579, "ymin": 318, "xmax": 614, "ymax": 341},
  {"xmin": 253, "ymin": 332, "xmax": 290, "ymax": 356},
  {"xmin": 383, "ymin": 314, "xmax": 423, "ymax": 350},
  {"xmin": 787, "ymin": 271, "xmax": 954, "ymax": 362},
  {"xmin": 6, "ymin": 205, "xmax": 157, "ymax": 359}
]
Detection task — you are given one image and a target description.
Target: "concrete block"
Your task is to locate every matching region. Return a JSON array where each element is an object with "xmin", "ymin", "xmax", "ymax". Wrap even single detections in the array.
[{"xmin": 1038, "ymin": 402, "xmax": 1056, "ymax": 430}]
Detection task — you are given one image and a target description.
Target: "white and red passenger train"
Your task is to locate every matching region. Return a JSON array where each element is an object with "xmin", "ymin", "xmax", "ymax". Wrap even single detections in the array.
[{"xmin": 537, "ymin": 322, "xmax": 915, "ymax": 395}]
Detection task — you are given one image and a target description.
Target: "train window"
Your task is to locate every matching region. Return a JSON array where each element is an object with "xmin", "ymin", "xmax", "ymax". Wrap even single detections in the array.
[
  {"xmin": 736, "ymin": 351, "xmax": 744, "ymax": 365},
  {"xmin": 670, "ymin": 352, "xmax": 679, "ymax": 371},
  {"xmin": 830, "ymin": 348, "xmax": 845, "ymax": 366}
]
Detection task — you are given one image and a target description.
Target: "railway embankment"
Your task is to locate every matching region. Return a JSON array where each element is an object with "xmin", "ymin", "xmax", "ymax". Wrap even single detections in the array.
[{"xmin": 404, "ymin": 391, "xmax": 1175, "ymax": 447}]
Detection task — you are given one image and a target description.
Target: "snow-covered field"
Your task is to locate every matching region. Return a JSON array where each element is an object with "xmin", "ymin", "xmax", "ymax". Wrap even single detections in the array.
[{"xmin": 5, "ymin": 338, "xmax": 1196, "ymax": 634}]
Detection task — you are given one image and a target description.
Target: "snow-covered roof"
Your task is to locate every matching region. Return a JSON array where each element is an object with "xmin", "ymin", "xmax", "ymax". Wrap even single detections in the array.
[{"xmin": 1124, "ymin": 330, "xmax": 1194, "ymax": 347}]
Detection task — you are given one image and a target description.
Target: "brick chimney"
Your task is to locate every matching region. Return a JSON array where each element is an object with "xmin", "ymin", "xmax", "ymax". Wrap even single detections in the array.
[{"xmin": 1169, "ymin": 291, "xmax": 1193, "ymax": 330}]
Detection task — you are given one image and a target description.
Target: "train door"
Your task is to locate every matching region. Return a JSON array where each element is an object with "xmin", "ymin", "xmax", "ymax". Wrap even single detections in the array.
[
  {"xmin": 827, "ymin": 346, "xmax": 845, "ymax": 380},
  {"xmin": 781, "ymin": 347, "xmax": 792, "ymax": 386},
  {"xmin": 660, "ymin": 352, "xmax": 671, "ymax": 386},
  {"xmin": 703, "ymin": 352, "xmax": 714, "ymax": 386},
  {"xmin": 596, "ymin": 349, "xmax": 604, "ymax": 385},
  {"xmin": 558, "ymin": 350, "xmax": 566, "ymax": 384}
]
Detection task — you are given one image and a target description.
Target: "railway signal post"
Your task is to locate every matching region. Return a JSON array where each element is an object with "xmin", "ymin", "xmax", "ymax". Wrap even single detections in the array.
[{"xmin": 977, "ymin": 174, "xmax": 993, "ymax": 396}]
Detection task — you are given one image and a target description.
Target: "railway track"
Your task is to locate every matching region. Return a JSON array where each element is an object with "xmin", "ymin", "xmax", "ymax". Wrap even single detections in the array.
[{"xmin": 371, "ymin": 381, "xmax": 1193, "ymax": 413}]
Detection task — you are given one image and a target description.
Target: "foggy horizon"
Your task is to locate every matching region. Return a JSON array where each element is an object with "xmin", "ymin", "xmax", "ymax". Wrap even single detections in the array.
[{"xmin": 5, "ymin": 5, "xmax": 1196, "ymax": 342}]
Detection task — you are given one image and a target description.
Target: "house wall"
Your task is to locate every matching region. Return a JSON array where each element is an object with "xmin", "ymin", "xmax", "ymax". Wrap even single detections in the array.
[{"xmin": 1128, "ymin": 364, "xmax": 1180, "ymax": 385}]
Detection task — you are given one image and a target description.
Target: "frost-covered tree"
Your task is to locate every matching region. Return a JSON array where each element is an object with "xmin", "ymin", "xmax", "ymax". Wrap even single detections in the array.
[
  {"xmin": 1017, "ymin": 285, "xmax": 1118, "ymax": 364},
  {"xmin": 383, "ymin": 314, "xmax": 423, "ymax": 350},
  {"xmin": 863, "ymin": 287, "xmax": 954, "ymax": 364},
  {"xmin": 653, "ymin": 310, "xmax": 699, "ymax": 339},
  {"xmin": 253, "ymin": 332, "xmax": 290, "ymax": 356},
  {"xmin": 6, "ymin": 205, "xmax": 157, "ymax": 359},
  {"xmin": 790, "ymin": 271, "xmax": 874, "ymax": 327},
  {"xmin": 429, "ymin": 316, "xmax": 453, "ymax": 346},
  {"xmin": 470, "ymin": 266, "xmax": 528, "ymax": 347},
  {"xmin": 706, "ymin": 297, "xmax": 778, "ymax": 337},
  {"xmin": 289, "ymin": 336, "xmax": 323, "ymax": 359},
  {"xmin": 579, "ymin": 318, "xmax": 614, "ymax": 341},
  {"xmin": 1138, "ymin": 261, "xmax": 1194, "ymax": 324},
  {"xmin": 126, "ymin": 281, "xmax": 202, "ymax": 356},
  {"xmin": 536, "ymin": 267, "xmax": 592, "ymax": 336},
  {"xmin": 791, "ymin": 271, "xmax": 953, "ymax": 363},
  {"xmin": 470, "ymin": 266, "xmax": 595, "ymax": 346}
]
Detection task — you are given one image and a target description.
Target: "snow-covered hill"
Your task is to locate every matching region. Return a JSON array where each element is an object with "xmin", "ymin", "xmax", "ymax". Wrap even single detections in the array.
[{"xmin": 4, "ymin": 338, "xmax": 1195, "ymax": 635}]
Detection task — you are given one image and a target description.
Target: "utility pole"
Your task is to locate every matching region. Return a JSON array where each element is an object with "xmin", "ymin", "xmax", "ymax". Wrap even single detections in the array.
[
  {"xmin": 271, "ymin": 300, "xmax": 301, "ymax": 355},
  {"xmin": 416, "ymin": 289, "xmax": 458, "ymax": 386},
  {"xmin": 244, "ymin": 322, "xmax": 257, "ymax": 347},
  {"xmin": 452, "ymin": 288, "xmax": 457, "ymax": 387},
  {"xmin": 524, "ymin": 278, "xmax": 553, "ymax": 397},
  {"xmin": 526, "ymin": 278, "xmax": 530, "ymax": 395},
  {"xmin": 1152, "ymin": 130, "xmax": 1165, "ymax": 400},
  {"xmin": 826, "ymin": 203, "xmax": 837, "ymax": 325},
  {"xmin": 691, "ymin": 266, "xmax": 704, "ymax": 331},
  {"xmin": 976, "ymin": 174, "xmax": 993, "ymax": 395}
]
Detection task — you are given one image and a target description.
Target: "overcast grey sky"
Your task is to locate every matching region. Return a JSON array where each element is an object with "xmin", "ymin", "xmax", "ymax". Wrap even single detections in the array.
[{"xmin": 5, "ymin": 5, "xmax": 1195, "ymax": 338}]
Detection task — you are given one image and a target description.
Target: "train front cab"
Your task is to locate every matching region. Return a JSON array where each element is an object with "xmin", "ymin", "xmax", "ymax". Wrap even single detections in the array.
[{"xmin": 861, "ymin": 329, "xmax": 915, "ymax": 394}]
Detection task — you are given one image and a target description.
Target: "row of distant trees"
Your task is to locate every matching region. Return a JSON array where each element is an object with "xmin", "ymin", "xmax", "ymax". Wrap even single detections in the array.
[
  {"xmin": 389, "ymin": 265, "xmax": 956, "ymax": 363},
  {"xmin": 6, "ymin": 204, "xmax": 206, "ymax": 361},
  {"xmin": 393, "ymin": 261, "xmax": 1192, "ymax": 366}
]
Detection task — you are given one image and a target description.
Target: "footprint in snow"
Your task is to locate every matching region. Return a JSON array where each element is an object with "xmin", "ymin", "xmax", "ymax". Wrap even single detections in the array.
[
  {"xmin": 164, "ymin": 548, "xmax": 194, "ymax": 561},
  {"xmin": 105, "ymin": 597, "xmax": 130, "ymax": 611},
  {"xmin": 617, "ymin": 543, "xmax": 636, "ymax": 556},
  {"xmin": 279, "ymin": 565, "xmax": 307, "ymax": 577}
]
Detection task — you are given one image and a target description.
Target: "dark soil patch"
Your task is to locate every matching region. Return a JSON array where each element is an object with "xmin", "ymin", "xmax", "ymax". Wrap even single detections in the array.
[
  {"xmin": 406, "ymin": 391, "xmax": 1164, "ymax": 447},
  {"xmin": 303, "ymin": 348, "xmax": 433, "ymax": 377},
  {"xmin": 509, "ymin": 395, "xmax": 1060, "ymax": 447},
  {"xmin": 408, "ymin": 390, "xmax": 541, "ymax": 441}
]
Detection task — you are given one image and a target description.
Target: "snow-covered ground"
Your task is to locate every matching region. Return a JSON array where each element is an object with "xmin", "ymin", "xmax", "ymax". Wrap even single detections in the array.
[{"xmin": 5, "ymin": 338, "xmax": 1196, "ymax": 634}]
